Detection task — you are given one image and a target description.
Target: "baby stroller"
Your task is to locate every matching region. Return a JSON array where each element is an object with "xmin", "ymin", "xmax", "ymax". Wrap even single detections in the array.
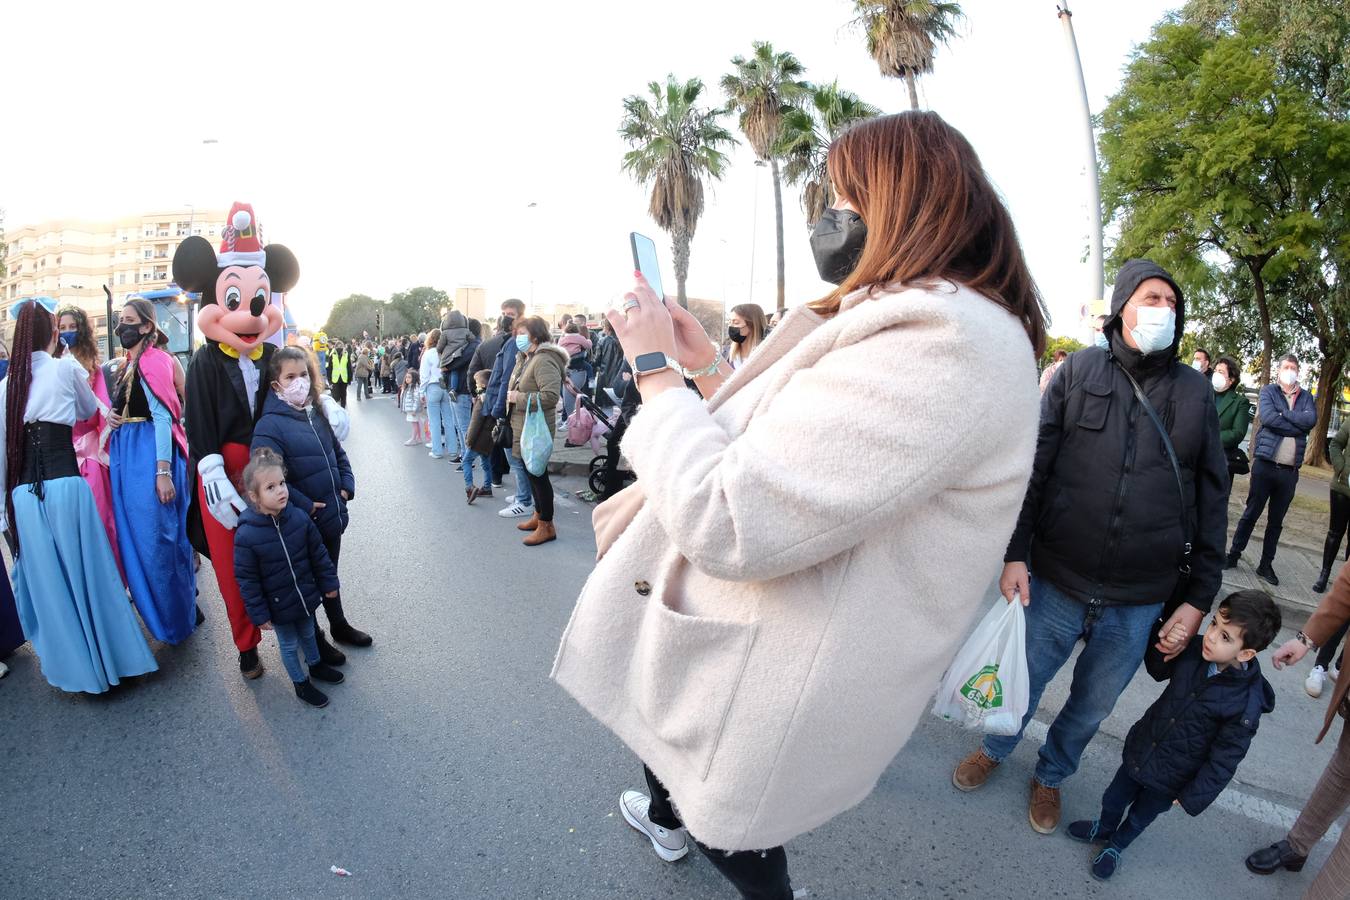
[{"xmin": 579, "ymin": 389, "xmax": 637, "ymax": 501}]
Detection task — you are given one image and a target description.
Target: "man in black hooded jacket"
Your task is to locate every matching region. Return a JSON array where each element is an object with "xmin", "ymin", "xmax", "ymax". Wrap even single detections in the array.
[{"xmin": 951, "ymin": 259, "xmax": 1229, "ymax": 837}]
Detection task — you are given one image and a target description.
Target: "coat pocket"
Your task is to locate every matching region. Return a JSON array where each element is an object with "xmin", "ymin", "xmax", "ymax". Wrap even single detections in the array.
[
  {"xmin": 630, "ymin": 599, "xmax": 758, "ymax": 781},
  {"xmin": 1076, "ymin": 381, "xmax": 1112, "ymax": 431}
]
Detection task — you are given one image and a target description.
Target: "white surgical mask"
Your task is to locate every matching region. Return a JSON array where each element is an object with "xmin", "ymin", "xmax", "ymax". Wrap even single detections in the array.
[
  {"xmin": 1192, "ymin": 360, "xmax": 1205, "ymax": 372},
  {"xmin": 1127, "ymin": 305, "xmax": 1176, "ymax": 355},
  {"xmin": 1279, "ymin": 368, "xmax": 1298, "ymax": 387},
  {"xmin": 1211, "ymin": 373, "xmax": 1228, "ymax": 392},
  {"xmin": 1093, "ymin": 331, "xmax": 1109, "ymax": 350}
]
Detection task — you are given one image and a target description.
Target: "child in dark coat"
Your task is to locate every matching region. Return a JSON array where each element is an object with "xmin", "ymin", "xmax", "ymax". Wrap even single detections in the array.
[
  {"xmin": 253, "ymin": 347, "xmax": 372, "ymax": 658},
  {"xmin": 1066, "ymin": 590, "xmax": 1280, "ymax": 881},
  {"xmin": 234, "ymin": 447, "xmax": 345, "ymax": 709},
  {"xmin": 461, "ymin": 368, "xmax": 495, "ymax": 504}
]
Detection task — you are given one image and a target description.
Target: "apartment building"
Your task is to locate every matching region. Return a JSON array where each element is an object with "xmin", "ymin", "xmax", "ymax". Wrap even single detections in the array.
[{"xmin": 1, "ymin": 209, "xmax": 228, "ymax": 352}]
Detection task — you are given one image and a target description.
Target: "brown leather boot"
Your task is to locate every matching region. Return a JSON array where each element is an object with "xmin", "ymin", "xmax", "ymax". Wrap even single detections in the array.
[
  {"xmin": 952, "ymin": 749, "xmax": 1000, "ymax": 792},
  {"xmin": 517, "ymin": 513, "xmax": 541, "ymax": 532},
  {"xmin": 523, "ymin": 521, "xmax": 557, "ymax": 546},
  {"xmin": 1028, "ymin": 778, "xmax": 1061, "ymax": 834}
]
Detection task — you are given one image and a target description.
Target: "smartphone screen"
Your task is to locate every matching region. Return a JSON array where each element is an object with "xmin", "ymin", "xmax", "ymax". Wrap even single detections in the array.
[{"xmin": 630, "ymin": 232, "xmax": 666, "ymax": 302}]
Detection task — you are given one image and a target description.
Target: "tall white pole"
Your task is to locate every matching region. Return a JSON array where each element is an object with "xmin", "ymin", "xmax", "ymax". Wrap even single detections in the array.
[{"xmin": 1057, "ymin": 2, "xmax": 1104, "ymax": 306}]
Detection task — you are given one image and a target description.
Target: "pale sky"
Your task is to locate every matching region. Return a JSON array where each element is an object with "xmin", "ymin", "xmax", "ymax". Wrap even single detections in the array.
[{"xmin": 4, "ymin": 0, "xmax": 1174, "ymax": 335}]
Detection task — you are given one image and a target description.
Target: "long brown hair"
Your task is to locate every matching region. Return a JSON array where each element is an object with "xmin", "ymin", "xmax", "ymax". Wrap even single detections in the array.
[
  {"xmin": 811, "ymin": 112, "xmax": 1047, "ymax": 356},
  {"xmin": 5, "ymin": 302, "xmax": 56, "ymax": 547},
  {"xmin": 116, "ymin": 298, "xmax": 169, "ymax": 406},
  {"xmin": 728, "ymin": 303, "xmax": 768, "ymax": 364},
  {"xmin": 56, "ymin": 306, "xmax": 99, "ymax": 371}
]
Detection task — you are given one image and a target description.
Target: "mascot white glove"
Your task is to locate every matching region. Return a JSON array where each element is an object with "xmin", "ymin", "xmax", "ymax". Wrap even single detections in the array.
[
  {"xmin": 321, "ymin": 393, "xmax": 350, "ymax": 442},
  {"xmin": 198, "ymin": 453, "xmax": 247, "ymax": 530}
]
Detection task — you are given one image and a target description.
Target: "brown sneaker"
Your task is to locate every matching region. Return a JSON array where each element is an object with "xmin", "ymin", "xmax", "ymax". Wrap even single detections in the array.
[
  {"xmin": 1028, "ymin": 778, "xmax": 1061, "ymax": 834},
  {"xmin": 952, "ymin": 749, "xmax": 1000, "ymax": 792}
]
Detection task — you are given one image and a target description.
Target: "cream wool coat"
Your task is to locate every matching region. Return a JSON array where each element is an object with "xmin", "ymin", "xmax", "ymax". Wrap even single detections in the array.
[{"xmin": 551, "ymin": 282, "xmax": 1040, "ymax": 851}]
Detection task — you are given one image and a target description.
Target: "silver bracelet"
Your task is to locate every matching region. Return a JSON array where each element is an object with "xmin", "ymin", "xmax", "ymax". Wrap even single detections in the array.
[
  {"xmin": 1297, "ymin": 631, "xmax": 1320, "ymax": 652},
  {"xmin": 680, "ymin": 343, "xmax": 724, "ymax": 380}
]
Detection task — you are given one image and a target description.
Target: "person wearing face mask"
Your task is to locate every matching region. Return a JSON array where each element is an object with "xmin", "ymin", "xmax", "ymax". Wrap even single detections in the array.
[
  {"xmin": 1039, "ymin": 349, "xmax": 1069, "ymax": 396},
  {"xmin": 484, "ymin": 299, "xmax": 536, "ymax": 515},
  {"xmin": 952, "ymin": 259, "xmax": 1229, "ymax": 843},
  {"xmin": 252, "ymin": 346, "xmax": 369, "ymax": 658},
  {"xmin": 57, "ymin": 306, "xmax": 122, "ymax": 579},
  {"xmin": 1192, "ymin": 348, "xmax": 1212, "ymax": 378},
  {"xmin": 1211, "ymin": 355, "xmax": 1252, "ymax": 500},
  {"xmin": 504, "ymin": 316, "xmax": 567, "ymax": 545},
  {"xmin": 724, "ymin": 304, "xmax": 767, "ymax": 371},
  {"xmin": 1225, "ymin": 354, "xmax": 1317, "ymax": 586},
  {"xmin": 1091, "ymin": 314, "xmax": 1109, "ymax": 350},
  {"xmin": 554, "ymin": 113, "xmax": 1048, "ymax": 897},
  {"xmin": 108, "ymin": 299, "xmax": 199, "ymax": 644},
  {"xmin": 326, "ymin": 341, "xmax": 351, "ymax": 408}
]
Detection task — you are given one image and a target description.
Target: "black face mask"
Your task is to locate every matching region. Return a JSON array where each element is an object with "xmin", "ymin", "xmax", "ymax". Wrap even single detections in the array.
[
  {"xmin": 809, "ymin": 208, "xmax": 867, "ymax": 285},
  {"xmin": 727, "ymin": 326, "xmax": 747, "ymax": 344},
  {"xmin": 116, "ymin": 322, "xmax": 145, "ymax": 350}
]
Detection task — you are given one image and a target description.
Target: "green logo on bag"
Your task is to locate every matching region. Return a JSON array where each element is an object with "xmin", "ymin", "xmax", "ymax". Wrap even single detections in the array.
[{"xmin": 960, "ymin": 665, "xmax": 1003, "ymax": 710}]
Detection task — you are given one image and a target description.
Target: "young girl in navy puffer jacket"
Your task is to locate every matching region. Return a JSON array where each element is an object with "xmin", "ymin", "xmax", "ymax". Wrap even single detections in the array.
[
  {"xmin": 252, "ymin": 347, "xmax": 372, "ymax": 662},
  {"xmin": 234, "ymin": 447, "xmax": 345, "ymax": 708}
]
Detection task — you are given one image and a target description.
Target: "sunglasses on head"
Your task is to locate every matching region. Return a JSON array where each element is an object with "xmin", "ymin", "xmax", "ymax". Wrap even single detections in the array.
[{"xmin": 12, "ymin": 296, "xmax": 58, "ymax": 316}]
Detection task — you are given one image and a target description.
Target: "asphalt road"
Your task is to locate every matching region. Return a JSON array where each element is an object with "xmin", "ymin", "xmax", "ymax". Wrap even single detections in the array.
[{"xmin": 2, "ymin": 393, "xmax": 1342, "ymax": 899}]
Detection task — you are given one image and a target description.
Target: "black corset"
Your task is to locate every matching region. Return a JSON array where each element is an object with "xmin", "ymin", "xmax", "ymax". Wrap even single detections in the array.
[{"xmin": 17, "ymin": 422, "xmax": 78, "ymax": 495}]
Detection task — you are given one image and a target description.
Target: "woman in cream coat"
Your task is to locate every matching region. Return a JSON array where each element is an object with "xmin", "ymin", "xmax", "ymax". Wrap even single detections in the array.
[{"xmin": 551, "ymin": 112, "xmax": 1048, "ymax": 897}]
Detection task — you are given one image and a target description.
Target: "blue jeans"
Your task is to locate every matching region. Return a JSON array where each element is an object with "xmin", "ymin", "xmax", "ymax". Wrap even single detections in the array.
[
  {"xmin": 1098, "ymin": 763, "xmax": 1172, "ymax": 851},
  {"xmin": 505, "ymin": 447, "xmax": 532, "ymax": 506},
  {"xmin": 424, "ymin": 384, "xmax": 450, "ymax": 456},
  {"xmin": 981, "ymin": 576, "xmax": 1163, "ymax": 788},
  {"xmin": 462, "ymin": 449, "xmax": 492, "ymax": 489},
  {"xmin": 273, "ymin": 616, "xmax": 319, "ymax": 683},
  {"xmin": 449, "ymin": 393, "xmax": 472, "ymax": 458}
]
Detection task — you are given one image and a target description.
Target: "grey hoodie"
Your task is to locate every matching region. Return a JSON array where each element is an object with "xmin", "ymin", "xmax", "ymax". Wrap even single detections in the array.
[{"xmin": 437, "ymin": 310, "xmax": 471, "ymax": 370}]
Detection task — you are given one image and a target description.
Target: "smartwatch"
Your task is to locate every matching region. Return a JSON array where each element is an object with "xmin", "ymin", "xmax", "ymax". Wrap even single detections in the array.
[{"xmin": 633, "ymin": 351, "xmax": 673, "ymax": 380}]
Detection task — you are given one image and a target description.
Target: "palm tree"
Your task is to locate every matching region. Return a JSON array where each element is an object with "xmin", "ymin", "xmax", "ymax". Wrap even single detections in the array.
[
  {"xmin": 779, "ymin": 82, "xmax": 882, "ymax": 226},
  {"xmin": 853, "ymin": 1, "xmax": 964, "ymax": 110},
  {"xmin": 620, "ymin": 75, "xmax": 737, "ymax": 308},
  {"xmin": 721, "ymin": 42, "xmax": 809, "ymax": 314}
]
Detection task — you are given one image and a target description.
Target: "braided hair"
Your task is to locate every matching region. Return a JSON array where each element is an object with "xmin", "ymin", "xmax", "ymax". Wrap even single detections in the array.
[
  {"xmin": 5, "ymin": 303, "xmax": 55, "ymax": 550},
  {"xmin": 115, "ymin": 298, "xmax": 168, "ymax": 409}
]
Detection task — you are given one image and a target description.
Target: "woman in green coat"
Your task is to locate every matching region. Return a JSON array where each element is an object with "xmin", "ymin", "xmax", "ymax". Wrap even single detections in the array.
[
  {"xmin": 505, "ymin": 315, "xmax": 568, "ymax": 547},
  {"xmin": 1213, "ymin": 355, "xmax": 1251, "ymax": 499},
  {"xmin": 1314, "ymin": 417, "xmax": 1350, "ymax": 594}
]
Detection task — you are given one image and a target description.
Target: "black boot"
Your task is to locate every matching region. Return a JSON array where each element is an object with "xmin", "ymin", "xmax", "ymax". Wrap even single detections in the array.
[
  {"xmin": 1255, "ymin": 562, "xmax": 1280, "ymax": 586},
  {"xmin": 1244, "ymin": 840, "xmax": 1306, "ymax": 875},
  {"xmin": 293, "ymin": 679, "xmax": 329, "ymax": 708},
  {"xmin": 239, "ymin": 648, "xmax": 264, "ymax": 680},
  {"xmin": 1224, "ymin": 551, "xmax": 1240, "ymax": 570},
  {"xmin": 308, "ymin": 662, "xmax": 345, "ymax": 684},
  {"xmin": 195, "ymin": 604, "xmax": 206, "ymax": 626},
  {"xmin": 324, "ymin": 594, "xmax": 373, "ymax": 647},
  {"xmin": 314, "ymin": 625, "xmax": 347, "ymax": 666},
  {"xmin": 1317, "ymin": 531, "xmax": 1342, "ymax": 593},
  {"xmin": 1315, "ymin": 569, "xmax": 1332, "ymax": 593}
]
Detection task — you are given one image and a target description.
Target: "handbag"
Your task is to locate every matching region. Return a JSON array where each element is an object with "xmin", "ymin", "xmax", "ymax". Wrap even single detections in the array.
[
  {"xmin": 1225, "ymin": 446, "xmax": 1250, "ymax": 476},
  {"xmin": 1113, "ymin": 361, "xmax": 1191, "ymax": 621},
  {"xmin": 491, "ymin": 416, "xmax": 513, "ymax": 450}
]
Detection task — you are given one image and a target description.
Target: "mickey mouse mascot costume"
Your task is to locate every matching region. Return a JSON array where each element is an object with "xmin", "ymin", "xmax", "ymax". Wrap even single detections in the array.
[{"xmin": 174, "ymin": 202, "xmax": 352, "ymax": 678}]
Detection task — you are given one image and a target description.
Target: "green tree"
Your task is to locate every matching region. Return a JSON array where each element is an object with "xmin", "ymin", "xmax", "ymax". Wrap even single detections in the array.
[
  {"xmin": 852, "ymin": 1, "xmax": 964, "ymax": 110},
  {"xmin": 779, "ymin": 81, "xmax": 883, "ymax": 226},
  {"xmin": 389, "ymin": 286, "xmax": 449, "ymax": 332},
  {"xmin": 1041, "ymin": 335, "xmax": 1086, "ymax": 370},
  {"xmin": 1100, "ymin": 2, "xmax": 1350, "ymax": 463},
  {"xmin": 721, "ymin": 42, "xmax": 809, "ymax": 314},
  {"xmin": 620, "ymin": 75, "xmax": 737, "ymax": 307},
  {"xmin": 322, "ymin": 294, "xmax": 384, "ymax": 340}
]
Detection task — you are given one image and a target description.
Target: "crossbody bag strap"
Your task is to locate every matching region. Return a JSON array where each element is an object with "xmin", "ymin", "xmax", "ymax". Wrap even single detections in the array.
[{"xmin": 1113, "ymin": 360, "xmax": 1192, "ymax": 577}]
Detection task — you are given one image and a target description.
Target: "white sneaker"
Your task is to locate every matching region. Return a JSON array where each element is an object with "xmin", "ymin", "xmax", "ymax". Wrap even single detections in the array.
[
  {"xmin": 424, "ymin": 442, "xmax": 432, "ymax": 448},
  {"xmin": 619, "ymin": 790, "xmax": 689, "ymax": 862},
  {"xmin": 1306, "ymin": 665, "xmax": 1327, "ymax": 698},
  {"xmin": 403, "ymin": 437, "xmax": 419, "ymax": 446},
  {"xmin": 428, "ymin": 451, "xmax": 444, "ymax": 459},
  {"xmin": 498, "ymin": 503, "xmax": 533, "ymax": 518},
  {"xmin": 1330, "ymin": 664, "xmax": 1340, "ymax": 682}
]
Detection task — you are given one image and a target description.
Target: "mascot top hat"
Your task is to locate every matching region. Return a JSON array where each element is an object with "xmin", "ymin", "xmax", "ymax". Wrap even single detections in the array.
[{"xmin": 172, "ymin": 201, "xmax": 297, "ymax": 357}]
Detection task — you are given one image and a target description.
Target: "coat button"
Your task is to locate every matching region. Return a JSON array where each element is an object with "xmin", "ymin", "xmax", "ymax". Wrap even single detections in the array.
[{"xmin": 635, "ymin": 580, "xmax": 652, "ymax": 596}]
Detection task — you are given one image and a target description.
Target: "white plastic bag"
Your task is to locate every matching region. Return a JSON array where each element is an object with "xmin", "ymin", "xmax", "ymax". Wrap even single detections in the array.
[{"xmin": 932, "ymin": 597, "xmax": 1029, "ymax": 736}]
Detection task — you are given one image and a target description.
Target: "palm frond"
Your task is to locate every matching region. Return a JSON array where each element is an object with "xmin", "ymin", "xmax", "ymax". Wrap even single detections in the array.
[{"xmin": 851, "ymin": 0, "xmax": 965, "ymax": 79}]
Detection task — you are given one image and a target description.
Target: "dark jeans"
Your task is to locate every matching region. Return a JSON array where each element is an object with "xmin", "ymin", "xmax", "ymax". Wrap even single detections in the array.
[
  {"xmin": 526, "ymin": 470, "xmax": 554, "ymax": 522},
  {"xmin": 330, "ymin": 381, "xmax": 348, "ymax": 408},
  {"xmin": 643, "ymin": 765, "xmax": 792, "ymax": 900},
  {"xmin": 320, "ymin": 533, "xmax": 343, "ymax": 626},
  {"xmin": 490, "ymin": 446, "xmax": 508, "ymax": 484},
  {"xmin": 1230, "ymin": 458, "xmax": 1299, "ymax": 566},
  {"xmin": 1098, "ymin": 763, "xmax": 1173, "ymax": 851}
]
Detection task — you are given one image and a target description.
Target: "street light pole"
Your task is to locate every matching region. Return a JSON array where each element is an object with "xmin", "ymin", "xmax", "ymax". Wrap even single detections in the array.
[{"xmin": 1056, "ymin": 2, "xmax": 1104, "ymax": 306}]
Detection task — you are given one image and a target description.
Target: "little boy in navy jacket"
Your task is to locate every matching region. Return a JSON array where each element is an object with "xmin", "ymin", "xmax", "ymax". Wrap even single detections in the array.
[{"xmin": 1066, "ymin": 590, "xmax": 1280, "ymax": 881}]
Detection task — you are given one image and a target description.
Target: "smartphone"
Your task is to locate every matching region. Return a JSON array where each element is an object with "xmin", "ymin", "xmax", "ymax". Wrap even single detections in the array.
[{"xmin": 630, "ymin": 232, "xmax": 666, "ymax": 302}]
